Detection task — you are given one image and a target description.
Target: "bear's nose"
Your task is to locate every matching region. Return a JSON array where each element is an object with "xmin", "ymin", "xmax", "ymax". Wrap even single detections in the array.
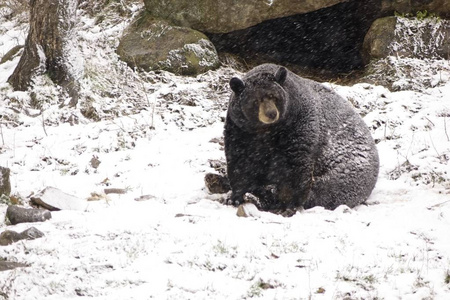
[{"xmin": 266, "ymin": 110, "xmax": 278, "ymax": 120}]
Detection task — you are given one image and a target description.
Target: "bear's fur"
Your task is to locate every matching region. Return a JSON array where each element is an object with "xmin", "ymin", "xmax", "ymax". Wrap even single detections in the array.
[{"xmin": 224, "ymin": 64, "xmax": 379, "ymax": 211}]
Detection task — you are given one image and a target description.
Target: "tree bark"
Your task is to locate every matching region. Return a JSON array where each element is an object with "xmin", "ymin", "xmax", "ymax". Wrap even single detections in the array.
[{"xmin": 8, "ymin": 0, "xmax": 82, "ymax": 106}]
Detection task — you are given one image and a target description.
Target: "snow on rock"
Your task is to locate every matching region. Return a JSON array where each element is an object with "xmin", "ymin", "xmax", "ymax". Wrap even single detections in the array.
[{"xmin": 30, "ymin": 187, "xmax": 88, "ymax": 211}]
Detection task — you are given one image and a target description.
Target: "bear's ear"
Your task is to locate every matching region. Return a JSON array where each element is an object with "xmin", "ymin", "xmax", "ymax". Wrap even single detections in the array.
[
  {"xmin": 230, "ymin": 77, "xmax": 245, "ymax": 94},
  {"xmin": 275, "ymin": 67, "xmax": 287, "ymax": 85}
]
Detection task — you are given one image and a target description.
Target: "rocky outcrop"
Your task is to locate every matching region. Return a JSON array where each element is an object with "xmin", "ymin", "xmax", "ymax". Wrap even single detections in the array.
[
  {"xmin": 362, "ymin": 16, "xmax": 450, "ymax": 63},
  {"xmin": 117, "ymin": 16, "xmax": 219, "ymax": 76},
  {"xmin": 130, "ymin": 0, "xmax": 450, "ymax": 76},
  {"xmin": 143, "ymin": 0, "xmax": 346, "ymax": 33}
]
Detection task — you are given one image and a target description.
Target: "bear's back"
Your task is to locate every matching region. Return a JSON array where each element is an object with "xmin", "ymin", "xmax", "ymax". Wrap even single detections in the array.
[{"xmin": 281, "ymin": 69, "xmax": 379, "ymax": 208}]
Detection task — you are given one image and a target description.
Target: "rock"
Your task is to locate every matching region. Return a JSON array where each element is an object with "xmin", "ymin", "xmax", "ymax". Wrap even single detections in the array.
[
  {"xmin": 117, "ymin": 16, "xmax": 220, "ymax": 76},
  {"xmin": 90, "ymin": 155, "xmax": 101, "ymax": 169},
  {"xmin": 0, "ymin": 227, "xmax": 44, "ymax": 246},
  {"xmin": 143, "ymin": 0, "xmax": 346, "ymax": 33},
  {"xmin": 6, "ymin": 205, "xmax": 51, "ymax": 225},
  {"xmin": 0, "ymin": 230, "xmax": 22, "ymax": 245},
  {"xmin": 362, "ymin": 16, "xmax": 450, "ymax": 63},
  {"xmin": 236, "ymin": 203, "xmax": 261, "ymax": 218},
  {"xmin": 204, "ymin": 173, "xmax": 230, "ymax": 194},
  {"xmin": 30, "ymin": 186, "xmax": 87, "ymax": 211},
  {"xmin": 0, "ymin": 167, "xmax": 11, "ymax": 197},
  {"xmin": 362, "ymin": 17, "xmax": 397, "ymax": 64},
  {"xmin": 20, "ymin": 227, "xmax": 45, "ymax": 240},
  {"xmin": 0, "ymin": 260, "xmax": 28, "ymax": 271},
  {"xmin": 381, "ymin": 0, "xmax": 450, "ymax": 17}
]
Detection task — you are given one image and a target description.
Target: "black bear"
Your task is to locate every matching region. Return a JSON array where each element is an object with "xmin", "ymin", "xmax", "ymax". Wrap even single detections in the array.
[{"xmin": 224, "ymin": 64, "xmax": 379, "ymax": 211}]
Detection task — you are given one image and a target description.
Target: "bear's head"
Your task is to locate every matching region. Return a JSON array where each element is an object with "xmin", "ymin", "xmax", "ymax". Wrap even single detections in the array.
[{"xmin": 228, "ymin": 66, "xmax": 288, "ymax": 131}]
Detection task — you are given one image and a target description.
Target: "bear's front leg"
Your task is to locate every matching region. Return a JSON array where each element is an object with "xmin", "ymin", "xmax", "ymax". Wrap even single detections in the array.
[{"xmin": 271, "ymin": 162, "xmax": 315, "ymax": 211}]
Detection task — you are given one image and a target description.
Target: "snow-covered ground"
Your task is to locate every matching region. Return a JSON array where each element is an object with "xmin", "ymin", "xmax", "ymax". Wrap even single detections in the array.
[{"xmin": 1, "ymin": 3, "xmax": 450, "ymax": 299}]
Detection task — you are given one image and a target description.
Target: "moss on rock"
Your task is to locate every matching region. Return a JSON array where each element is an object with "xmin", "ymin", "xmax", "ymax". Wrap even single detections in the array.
[{"xmin": 117, "ymin": 13, "xmax": 220, "ymax": 75}]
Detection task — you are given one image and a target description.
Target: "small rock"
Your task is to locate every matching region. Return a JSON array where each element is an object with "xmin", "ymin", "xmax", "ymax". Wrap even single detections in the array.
[
  {"xmin": 237, "ymin": 203, "xmax": 261, "ymax": 218},
  {"xmin": 6, "ymin": 205, "xmax": 51, "ymax": 225},
  {"xmin": 30, "ymin": 186, "xmax": 87, "ymax": 211},
  {"xmin": 0, "ymin": 260, "xmax": 28, "ymax": 272},
  {"xmin": 20, "ymin": 227, "xmax": 45, "ymax": 240},
  {"xmin": 0, "ymin": 227, "xmax": 44, "ymax": 246},
  {"xmin": 204, "ymin": 173, "xmax": 230, "ymax": 194},
  {"xmin": 0, "ymin": 230, "xmax": 22, "ymax": 246},
  {"xmin": 0, "ymin": 167, "xmax": 11, "ymax": 197},
  {"xmin": 90, "ymin": 155, "xmax": 101, "ymax": 169},
  {"xmin": 334, "ymin": 205, "xmax": 352, "ymax": 214},
  {"xmin": 104, "ymin": 188, "xmax": 127, "ymax": 194},
  {"xmin": 208, "ymin": 159, "xmax": 227, "ymax": 174}
]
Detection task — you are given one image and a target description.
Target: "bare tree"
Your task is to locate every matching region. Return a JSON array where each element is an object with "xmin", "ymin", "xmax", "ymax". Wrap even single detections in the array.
[{"xmin": 8, "ymin": 0, "xmax": 83, "ymax": 106}]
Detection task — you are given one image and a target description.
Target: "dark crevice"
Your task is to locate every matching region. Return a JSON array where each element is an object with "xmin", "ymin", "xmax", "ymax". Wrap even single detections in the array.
[{"xmin": 207, "ymin": 0, "xmax": 381, "ymax": 77}]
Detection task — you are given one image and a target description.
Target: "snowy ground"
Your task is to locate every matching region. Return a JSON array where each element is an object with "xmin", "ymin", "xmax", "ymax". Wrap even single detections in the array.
[{"xmin": 1, "ymin": 3, "xmax": 450, "ymax": 300}]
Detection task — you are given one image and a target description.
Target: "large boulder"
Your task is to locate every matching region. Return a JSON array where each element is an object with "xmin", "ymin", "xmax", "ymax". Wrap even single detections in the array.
[
  {"xmin": 143, "ymin": 0, "xmax": 346, "ymax": 33},
  {"xmin": 117, "ymin": 16, "xmax": 220, "ymax": 76},
  {"xmin": 362, "ymin": 17, "xmax": 398, "ymax": 64},
  {"xmin": 362, "ymin": 16, "xmax": 450, "ymax": 63}
]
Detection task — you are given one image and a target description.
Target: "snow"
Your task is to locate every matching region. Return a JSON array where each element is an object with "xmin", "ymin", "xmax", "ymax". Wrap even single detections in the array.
[{"xmin": 1, "ymin": 4, "xmax": 450, "ymax": 299}]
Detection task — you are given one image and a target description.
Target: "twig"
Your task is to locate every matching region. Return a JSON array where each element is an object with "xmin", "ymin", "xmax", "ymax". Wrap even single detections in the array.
[
  {"xmin": 427, "ymin": 200, "xmax": 450, "ymax": 210},
  {"xmin": 424, "ymin": 116, "xmax": 435, "ymax": 127},
  {"xmin": 444, "ymin": 116, "xmax": 449, "ymax": 142},
  {"xmin": 41, "ymin": 112, "xmax": 48, "ymax": 136},
  {"xmin": 0, "ymin": 121, "xmax": 4, "ymax": 146}
]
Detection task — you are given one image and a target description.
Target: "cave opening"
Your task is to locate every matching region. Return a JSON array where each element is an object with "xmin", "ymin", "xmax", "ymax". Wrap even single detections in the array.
[{"xmin": 207, "ymin": 0, "xmax": 381, "ymax": 77}]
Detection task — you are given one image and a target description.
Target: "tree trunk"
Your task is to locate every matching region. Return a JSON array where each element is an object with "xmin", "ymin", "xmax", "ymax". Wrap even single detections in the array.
[{"xmin": 8, "ymin": 0, "xmax": 82, "ymax": 106}]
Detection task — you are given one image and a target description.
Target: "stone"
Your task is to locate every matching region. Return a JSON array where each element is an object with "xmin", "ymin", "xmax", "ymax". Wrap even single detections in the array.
[
  {"xmin": 30, "ymin": 186, "xmax": 87, "ymax": 211},
  {"xmin": 0, "ymin": 230, "xmax": 22, "ymax": 246},
  {"xmin": 117, "ymin": 16, "xmax": 220, "ymax": 76},
  {"xmin": 381, "ymin": 0, "xmax": 450, "ymax": 17},
  {"xmin": 362, "ymin": 17, "xmax": 397, "ymax": 64},
  {"xmin": 143, "ymin": 0, "xmax": 347, "ymax": 33},
  {"xmin": 6, "ymin": 205, "xmax": 52, "ymax": 225},
  {"xmin": 236, "ymin": 203, "xmax": 261, "ymax": 218},
  {"xmin": 0, "ymin": 167, "xmax": 11, "ymax": 197},
  {"xmin": 204, "ymin": 173, "xmax": 230, "ymax": 194},
  {"xmin": 0, "ymin": 260, "xmax": 28, "ymax": 271},
  {"xmin": 362, "ymin": 16, "xmax": 450, "ymax": 63},
  {"xmin": 20, "ymin": 227, "xmax": 45, "ymax": 240},
  {"xmin": 90, "ymin": 155, "xmax": 101, "ymax": 169},
  {"xmin": 0, "ymin": 227, "xmax": 44, "ymax": 246}
]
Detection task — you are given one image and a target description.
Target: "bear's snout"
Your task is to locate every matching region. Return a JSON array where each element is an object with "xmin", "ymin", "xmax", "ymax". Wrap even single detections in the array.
[{"xmin": 258, "ymin": 99, "xmax": 280, "ymax": 124}]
